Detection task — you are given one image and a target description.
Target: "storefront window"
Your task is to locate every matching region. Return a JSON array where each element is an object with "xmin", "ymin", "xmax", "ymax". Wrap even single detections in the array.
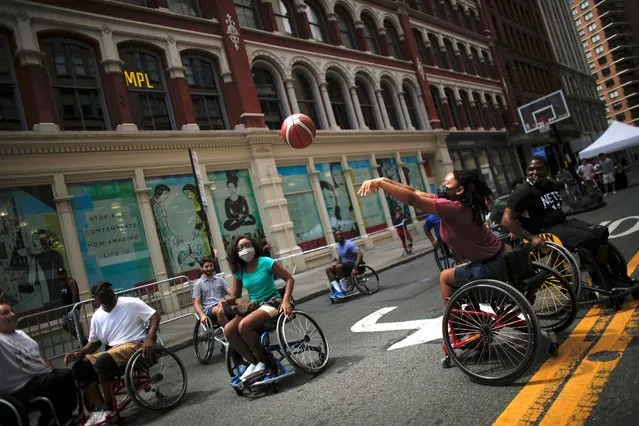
[
  {"xmin": 487, "ymin": 148, "xmax": 507, "ymax": 194},
  {"xmin": 120, "ymin": 47, "xmax": 174, "ymax": 130},
  {"xmin": 401, "ymin": 156, "xmax": 426, "ymax": 192},
  {"xmin": 208, "ymin": 170, "xmax": 263, "ymax": 250},
  {"xmin": 348, "ymin": 160, "xmax": 386, "ymax": 233},
  {"xmin": 146, "ymin": 175, "xmax": 212, "ymax": 278},
  {"xmin": 0, "ymin": 186, "xmax": 68, "ymax": 313},
  {"xmin": 450, "ymin": 151, "xmax": 462, "ymax": 170},
  {"xmin": 278, "ymin": 165, "xmax": 326, "ymax": 251},
  {"xmin": 477, "ymin": 149, "xmax": 498, "ymax": 195},
  {"xmin": 69, "ymin": 180, "xmax": 154, "ymax": 291},
  {"xmin": 316, "ymin": 163, "xmax": 359, "ymax": 239},
  {"xmin": 378, "ymin": 158, "xmax": 409, "ymax": 218}
]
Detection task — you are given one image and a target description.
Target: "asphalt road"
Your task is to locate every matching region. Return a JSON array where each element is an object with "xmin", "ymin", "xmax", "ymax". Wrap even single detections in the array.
[{"xmin": 125, "ymin": 188, "xmax": 639, "ymax": 426}]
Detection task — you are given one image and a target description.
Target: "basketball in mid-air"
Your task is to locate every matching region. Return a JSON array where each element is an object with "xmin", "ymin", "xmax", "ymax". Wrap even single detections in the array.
[{"xmin": 280, "ymin": 113, "xmax": 316, "ymax": 149}]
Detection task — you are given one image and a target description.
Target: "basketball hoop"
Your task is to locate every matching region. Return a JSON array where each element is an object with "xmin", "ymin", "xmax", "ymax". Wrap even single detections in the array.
[{"xmin": 538, "ymin": 122, "xmax": 551, "ymax": 133}]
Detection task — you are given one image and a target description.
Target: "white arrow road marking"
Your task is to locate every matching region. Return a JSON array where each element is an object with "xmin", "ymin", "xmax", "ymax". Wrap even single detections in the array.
[{"xmin": 351, "ymin": 307, "xmax": 443, "ymax": 351}]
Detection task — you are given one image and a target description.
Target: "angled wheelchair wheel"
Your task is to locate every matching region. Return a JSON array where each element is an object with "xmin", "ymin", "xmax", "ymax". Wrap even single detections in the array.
[
  {"xmin": 434, "ymin": 243, "xmax": 458, "ymax": 272},
  {"xmin": 530, "ymin": 242, "xmax": 581, "ymax": 300},
  {"xmin": 277, "ymin": 310, "xmax": 329, "ymax": 374},
  {"xmin": 193, "ymin": 317, "xmax": 215, "ymax": 364},
  {"xmin": 525, "ymin": 262, "xmax": 577, "ymax": 333},
  {"xmin": 442, "ymin": 279, "xmax": 540, "ymax": 385},
  {"xmin": 124, "ymin": 346, "xmax": 187, "ymax": 411},
  {"xmin": 224, "ymin": 345, "xmax": 250, "ymax": 395},
  {"xmin": 353, "ymin": 265, "xmax": 380, "ymax": 295}
]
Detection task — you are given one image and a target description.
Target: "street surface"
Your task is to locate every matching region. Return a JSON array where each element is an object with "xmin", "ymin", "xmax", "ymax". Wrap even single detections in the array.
[{"xmin": 129, "ymin": 188, "xmax": 639, "ymax": 426}]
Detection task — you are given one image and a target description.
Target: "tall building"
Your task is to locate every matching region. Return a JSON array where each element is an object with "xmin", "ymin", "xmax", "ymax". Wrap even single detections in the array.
[
  {"xmin": 0, "ymin": 0, "xmax": 520, "ymax": 313},
  {"xmin": 537, "ymin": 0, "xmax": 607, "ymax": 151},
  {"xmin": 571, "ymin": 0, "xmax": 639, "ymax": 126}
]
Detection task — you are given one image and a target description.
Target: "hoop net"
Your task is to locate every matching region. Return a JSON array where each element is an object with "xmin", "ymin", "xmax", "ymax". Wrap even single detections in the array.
[{"xmin": 536, "ymin": 119, "xmax": 550, "ymax": 133}]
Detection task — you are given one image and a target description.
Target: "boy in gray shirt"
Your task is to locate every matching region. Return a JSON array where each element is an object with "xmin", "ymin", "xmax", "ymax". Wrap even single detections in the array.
[{"xmin": 193, "ymin": 256, "xmax": 233, "ymax": 326}]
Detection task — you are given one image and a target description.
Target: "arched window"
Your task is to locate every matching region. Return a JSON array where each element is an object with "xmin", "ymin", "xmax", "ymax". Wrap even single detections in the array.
[
  {"xmin": 380, "ymin": 81, "xmax": 400, "ymax": 129},
  {"xmin": 335, "ymin": 6, "xmax": 356, "ymax": 49},
  {"xmin": 42, "ymin": 38, "xmax": 108, "ymax": 130},
  {"xmin": 430, "ymin": 85, "xmax": 449, "ymax": 129},
  {"xmin": 413, "ymin": 30, "xmax": 428, "ymax": 65},
  {"xmin": 403, "ymin": 83, "xmax": 422, "ymax": 130},
  {"xmin": 182, "ymin": 55, "xmax": 228, "ymax": 130},
  {"xmin": 276, "ymin": 0, "xmax": 297, "ymax": 36},
  {"xmin": 444, "ymin": 88, "xmax": 461, "ymax": 129},
  {"xmin": 472, "ymin": 92, "xmax": 486, "ymax": 129},
  {"xmin": 292, "ymin": 69, "xmax": 320, "ymax": 127},
  {"xmin": 428, "ymin": 34, "xmax": 442, "ymax": 67},
  {"xmin": 326, "ymin": 74, "xmax": 351, "ymax": 129},
  {"xmin": 252, "ymin": 65, "xmax": 284, "ymax": 130},
  {"xmin": 443, "ymin": 39, "xmax": 459, "ymax": 71},
  {"xmin": 459, "ymin": 90, "xmax": 475, "ymax": 128},
  {"xmin": 0, "ymin": 34, "xmax": 24, "ymax": 130},
  {"xmin": 120, "ymin": 46, "xmax": 173, "ymax": 130},
  {"xmin": 464, "ymin": 9, "xmax": 476, "ymax": 31},
  {"xmin": 470, "ymin": 47, "xmax": 483, "ymax": 76},
  {"xmin": 306, "ymin": 1, "xmax": 328, "ymax": 42},
  {"xmin": 362, "ymin": 15, "xmax": 379, "ymax": 54},
  {"xmin": 167, "ymin": 0, "xmax": 200, "ymax": 17},
  {"xmin": 384, "ymin": 22, "xmax": 402, "ymax": 59},
  {"xmin": 456, "ymin": 42, "xmax": 468, "ymax": 73},
  {"xmin": 443, "ymin": 0, "xmax": 455, "ymax": 21},
  {"xmin": 356, "ymin": 78, "xmax": 378, "ymax": 130},
  {"xmin": 234, "ymin": 0, "xmax": 261, "ymax": 29}
]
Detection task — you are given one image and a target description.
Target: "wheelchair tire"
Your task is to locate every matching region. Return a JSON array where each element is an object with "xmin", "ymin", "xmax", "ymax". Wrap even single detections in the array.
[
  {"xmin": 434, "ymin": 243, "xmax": 458, "ymax": 272},
  {"xmin": 353, "ymin": 265, "xmax": 380, "ymax": 295},
  {"xmin": 277, "ymin": 310, "xmax": 329, "ymax": 374},
  {"xmin": 224, "ymin": 345, "xmax": 248, "ymax": 380},
  {"xmin": 193, "ymin": 317, "xmax": 215, "ymax": 364},
  {"xmin": 124, "ymin": 346, "xmax": 187, "ymax": 411},
  {"xmin": 530, "ymin": 242, "xmax": 581, "ymax": 301},
  {"xmin": 442, "ymin": 279, "xmax": 540, "ymax": 385},
  {"xmin": 527, "ymin": 262, "xmax": 578, "ymax": 333}
]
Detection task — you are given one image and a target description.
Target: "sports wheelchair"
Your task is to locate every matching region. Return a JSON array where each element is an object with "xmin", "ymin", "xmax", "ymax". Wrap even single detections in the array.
[
  {"xmin": 0, "ymin": 394, "xmax": 67, "ymax": 426},
  {"xmin": 192, "ymin": 315, "xmax": 229, "ymax": 364},
  {"xmin": 225, "ymin": 309, "xmax": 329, "ymax": 395},
  {"xmin": 75, "ymin": 344, "xmax": 187, "ymax": 425},
  {"xmin": 326, "ymin": 262, "xmax": 380, "ymax": 303},
  {"xmin": 433, "ymin": 241, "xmax": 462, "ymax": 272},
  {"xmin": 441, "ymin": 246, "xmax": 578, "ymax": 385}
]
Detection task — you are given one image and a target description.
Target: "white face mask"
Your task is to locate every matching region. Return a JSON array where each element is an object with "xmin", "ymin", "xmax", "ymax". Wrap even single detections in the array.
[{"xmin": 238, "ymin": 247, "xmax": 255, "ymax": 262}]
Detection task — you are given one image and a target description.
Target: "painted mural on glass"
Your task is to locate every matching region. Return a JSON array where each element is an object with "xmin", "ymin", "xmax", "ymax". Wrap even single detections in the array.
[
  {"xmin": 378, "ymin": 158, "xmax": 411, "ymax": 219},
  {"xmin": 316, "ymin": 162, "xmax": 359, "ymax": 239},
  {"xmin": 208, "ymin": 170, "xmax": 263, "ymax": 250},
  {"xmin": 69, "ymin": 180, "xmax": 155, "ymax": 291},
  {"xmin": 348, "ymin": 160, "xmax": 386, "ymax": 233},
  {"xmin": 0, "ymin": 186, "xmax": 68, "ymax": 314},
  {"xmin": 147, "ymin": 175, "xmax": 212, "ymax": 277}
]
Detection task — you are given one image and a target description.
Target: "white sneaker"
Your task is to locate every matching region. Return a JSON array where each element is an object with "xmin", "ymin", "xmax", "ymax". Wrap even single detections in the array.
[
  {"xmin": 253, "ymin": 361, "xmax": 267, "ymax": 375},
  {"xmin": 239, "ymin": 363, "xmax": 257, "ymax": 381},
  {"xmin": 84, "ymin": 411, "xmax": 104, "ymax": 426},
  {"xmin": 339, "ymin": 278, "xmax": 349, "ymax": 293},
  {"xmin": 90, "ymin": 411, "xmax": 115, "ymax": 425}
]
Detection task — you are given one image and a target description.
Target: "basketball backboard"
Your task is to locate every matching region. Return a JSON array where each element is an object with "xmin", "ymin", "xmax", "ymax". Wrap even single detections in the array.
[{"xmin": 517, "ymin": 90, "xmax": 570, "ymax": 134}]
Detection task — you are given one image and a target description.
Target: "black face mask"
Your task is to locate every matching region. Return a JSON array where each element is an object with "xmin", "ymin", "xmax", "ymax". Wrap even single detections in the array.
[{"xmin": 437, "ymin": 184, "xmax": 461, "ymax": 200}]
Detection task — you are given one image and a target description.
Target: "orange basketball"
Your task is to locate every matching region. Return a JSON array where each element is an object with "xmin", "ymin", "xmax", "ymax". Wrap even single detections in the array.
[{"xmin": 280, "ymin": 113, "xmax": 316, "ymax": 149}]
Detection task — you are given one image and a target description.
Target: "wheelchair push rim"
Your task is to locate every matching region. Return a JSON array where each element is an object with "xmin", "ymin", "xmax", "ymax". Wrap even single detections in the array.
[
  {"xmin": 442, "ymin": 279, "xmax": 540, "ymax": 385},
  {"xmin": 277, "ymin": 310, "xmax": 329, "ymax": 374},
  {"xmin": 530, "ymin": 241, "xmax": 581, "ymax": 301},
  {"xmin": 353, "ymin": 265, "xmax": 380, "ymax": 295},
  {"xmin": 526, "ymin": 262, "xmax": 577, "ymax": 333},
  {"xmin": 434, "ymin": 243, "xmax": 458, "ymax": 272},
  {"xmin": 124, "ymin": 346, "xmax": 188, "ymax": 411},
  {"xmin": 193, "ymin": 317, "xmax": 215, "ymax": 364}
]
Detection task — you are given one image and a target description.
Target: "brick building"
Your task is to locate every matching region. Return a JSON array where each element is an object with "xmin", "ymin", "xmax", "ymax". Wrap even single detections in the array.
[
  {"xmin": 0, "ymin": 0, "xmax": 522, "ymax": 313},
  {"xmin": 571, "ymin": 0, "xmax": 639, "ymax": 126}
]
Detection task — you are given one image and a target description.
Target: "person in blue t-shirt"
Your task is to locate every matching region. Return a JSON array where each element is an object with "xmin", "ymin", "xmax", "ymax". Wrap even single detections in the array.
[
  {"xmin": 221, "ymin": 236, "xmax": 294, "ymax": 382},
  {"xmin": 325, "ymin": 231, "xmax": 363, "ymax": 298},
  {"xmin": 423, "ymin": 214, "xmax": 441, "ymax": 247}
]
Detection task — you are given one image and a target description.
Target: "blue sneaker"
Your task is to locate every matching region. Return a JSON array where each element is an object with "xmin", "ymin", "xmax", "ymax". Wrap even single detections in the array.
[
  {"xmin": 330, "ymin": 290, "xmax": 338, "ymax": 298},
  {"xmin": 335, "ymin": 291, "xmax": 346, "ymax": 298}
]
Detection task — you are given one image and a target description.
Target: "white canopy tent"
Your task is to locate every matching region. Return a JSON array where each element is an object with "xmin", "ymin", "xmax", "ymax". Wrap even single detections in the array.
[{"xmin": 579, "ymin": 121, "xmax": 639, "ymax": 158}]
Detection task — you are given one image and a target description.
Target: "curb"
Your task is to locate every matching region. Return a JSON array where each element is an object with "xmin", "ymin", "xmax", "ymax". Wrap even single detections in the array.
[{"xmin": 166, "ymin": 247, "xmax": 434, "ymax": 353}]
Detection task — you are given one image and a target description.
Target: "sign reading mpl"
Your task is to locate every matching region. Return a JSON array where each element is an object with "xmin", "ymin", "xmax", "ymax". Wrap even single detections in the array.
[{"xmin": 124, "ymin": 71, "xmax": 154, "ymax": 89}]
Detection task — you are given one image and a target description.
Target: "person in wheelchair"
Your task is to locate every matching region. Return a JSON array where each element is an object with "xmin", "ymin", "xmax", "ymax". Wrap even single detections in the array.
[
  {"xmin": 0, "ymin": 303, "xmax": 78, "ymax": 426},
  {"xmin": 193, "ymin": 256, "xmax": 233, "ymax": 327},
  {"xmin": 64, "ymin": 282, "xmax": 160, "ymax": 425},
  {"xmin": 221, "ymin": 236, "xmax": 294, "ymax": 382},
  {"xmin": 359, "ymin": 170, "xmax": 509, "ymax": 305},
  {"xmin": 325, "ymin": 231, "xmax": 364, "ymax": 298},
  {"xmin": 501, "ymin": 156, "xmax": 634, "ymax": 288}
]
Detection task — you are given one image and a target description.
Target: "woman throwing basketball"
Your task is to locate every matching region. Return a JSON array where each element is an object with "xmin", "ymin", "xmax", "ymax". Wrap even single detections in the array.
[{"xmin": 358, "ymin": 171, "xmax": 509, "ymax": 305}]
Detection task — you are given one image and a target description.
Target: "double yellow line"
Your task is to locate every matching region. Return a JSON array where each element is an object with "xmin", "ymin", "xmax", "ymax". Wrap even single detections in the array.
[{"xmin": 494, "ymin": 251, "xmax": 639, "ymax": 426}]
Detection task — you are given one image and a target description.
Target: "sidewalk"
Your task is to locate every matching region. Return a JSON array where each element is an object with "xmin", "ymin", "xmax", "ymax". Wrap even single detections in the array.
[{"xmin": 155, "ymin": 237, "xmax": 435, "ymax": 353}]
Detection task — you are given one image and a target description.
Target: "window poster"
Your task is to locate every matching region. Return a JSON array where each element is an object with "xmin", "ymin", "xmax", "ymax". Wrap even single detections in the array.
[
  {"xmin": 348, "ymin": 160, "xmax": 386, "ymax": 233},
  {"xmin": 0, "ymin": 185, "xmax": 68, "ymax": 314},
  {"xmin": 378, "ymin": 157, "xmax": 410, "ymax": 220},
  {"xmin": 421, "ymin": 157, "xmax": 437, "ymax": 194},
  {"xmin": 278, "ymin": 165, "xmax": 326, "ymax": 251},
  {"xmin": 316, "ymin": 162, "xmax": 359, "ymax": 239},
  {"xmin": 208, "ymin": 170, "xmax": 263, "ymax": 251},
  {"xmin": 146, "ymin": 174, "xmax": 212, "ymax": 278},
  {"xmin": 69, "ymin": 180, "xmax": 155, "ymax": 292}
]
